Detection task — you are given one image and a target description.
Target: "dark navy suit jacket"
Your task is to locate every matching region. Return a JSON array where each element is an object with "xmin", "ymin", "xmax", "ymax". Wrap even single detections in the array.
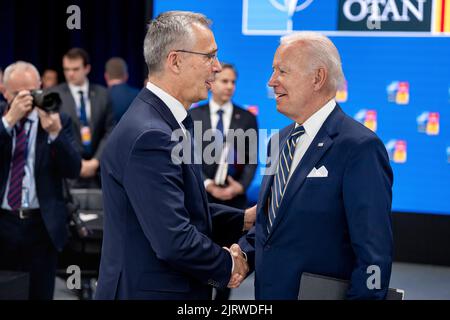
[
  {"xmin": 240, "ymin": 105, "xmax": 393, "ymax": 300},
  {"xmin": 108, "ymin": 83, "xmax": 139, "ymax": 123},
  {"xmin": 190, "ymin": 103, "xmax": 258, "ymax": 210},
  {"xmin": 0, "ymin": 103, "xmax": 82, "ymax": 251},
  {"xmin": 95, "ymin": 88, "xmax": 245, "ymax": 300}
]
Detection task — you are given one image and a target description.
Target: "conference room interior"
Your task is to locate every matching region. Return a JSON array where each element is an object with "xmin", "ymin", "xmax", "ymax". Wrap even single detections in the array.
[{"xmin": 1, "ymin": 0, "xmax": 450, "ymax": 300}]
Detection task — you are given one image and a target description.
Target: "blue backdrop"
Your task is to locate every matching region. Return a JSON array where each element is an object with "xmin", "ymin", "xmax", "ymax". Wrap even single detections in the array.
[{"xmin": 155, "ymin": 0, "xmax": 450, "ymax": 215}]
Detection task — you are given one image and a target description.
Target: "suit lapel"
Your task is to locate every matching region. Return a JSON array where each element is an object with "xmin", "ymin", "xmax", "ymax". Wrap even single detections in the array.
[
  {"xmin": 34, "ymin": 119, "xmax": 47, "ymax": 177},
  {"xmin": 61, "ymin": 84, "xmax": 79, "ymax": 126},
  {"xmin": 265, "ymin": 106, "xmax": 344, "ymax": 241},
  {"xmin": 228, "ymin": 105, "xmax": 240, "ymax": 132},
  {"xmin": 202, "ymin": 104, "xmax": 212, "ymax": 132},
  {"xmin": 258, "ymin": 127, "xmax": 292, "ymax": 238},
  {"xmin": 141, "ymin": 89, "xmax": 212, "ymax": 225}
]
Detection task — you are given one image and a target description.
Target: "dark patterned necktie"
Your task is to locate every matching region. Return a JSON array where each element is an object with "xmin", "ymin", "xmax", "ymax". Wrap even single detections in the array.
[{"xmin": 7, "ymin": 119, "xmax": 29, "ymax": 210}]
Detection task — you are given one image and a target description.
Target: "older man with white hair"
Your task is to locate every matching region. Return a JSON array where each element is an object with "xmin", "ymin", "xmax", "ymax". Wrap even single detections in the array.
[
  {"xmin": 0, "ymin": 61, "xmax": 81, "ymax": 299},
  {"xmin": 239, "ymin": 32, "xmax": 394, "ymax": 299}
]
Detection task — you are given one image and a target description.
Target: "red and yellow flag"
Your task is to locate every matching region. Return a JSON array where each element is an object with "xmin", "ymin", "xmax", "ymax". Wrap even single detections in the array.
[{"xmin": 434, "ymin": 0, "xmax": 450, "ymax": 33}]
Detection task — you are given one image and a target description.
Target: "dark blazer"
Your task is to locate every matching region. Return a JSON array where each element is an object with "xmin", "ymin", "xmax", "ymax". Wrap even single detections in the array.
[
  {"xmin": 0, "ymin": 103, "xmax": 82, "ymax": 251},
  {"xmin": 189, "ymin": 103, "xmax": 258, "ymax": 209},
  {"xmin": 50, "ymin": 82, "xmax": 114, "ymax": 160},
  {"xmin": 240, "ymin": 105, "xmax": 393, "ymax": 300},
  {"xmin": 95, "ymin": 89, "xmax": 245, "ymax": 300},
  {"xmin": 108, "ymin": 83, "xmax": 140, "ymax": 123}
]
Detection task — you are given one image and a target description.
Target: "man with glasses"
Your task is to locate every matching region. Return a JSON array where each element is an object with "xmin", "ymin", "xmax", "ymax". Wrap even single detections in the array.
[{"xmin": 96, "ymin": 11, "xmax": 255, "ymax": 300}]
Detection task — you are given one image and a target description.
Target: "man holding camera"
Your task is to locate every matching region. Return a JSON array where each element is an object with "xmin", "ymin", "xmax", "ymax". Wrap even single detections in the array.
[{"xmin": 0, "ymin": 61, "xmax": 81, "ymax": 299}]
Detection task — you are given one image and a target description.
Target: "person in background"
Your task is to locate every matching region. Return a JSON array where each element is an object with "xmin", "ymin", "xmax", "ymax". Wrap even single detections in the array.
[
  {"xmin": 190, "ymin": 63, "xmax": 258, "ymax": 300},
  {"xmin": 104, "ymin": 57, "xmax": 139, "ymax": 123},
  {"xmin": 0, "ymin": 69, "xmax": 6, "ymax": 102},
  {"xmin": 0, "ymin": 61, "xmax": 81, "ymax": 299},
  {"xmin": 51, "ymin": 48, "xmax": 114, "ymax": 188},
  {"xmin": 41, "ymin": 69, "xmax": 59, "ymax": 89}
]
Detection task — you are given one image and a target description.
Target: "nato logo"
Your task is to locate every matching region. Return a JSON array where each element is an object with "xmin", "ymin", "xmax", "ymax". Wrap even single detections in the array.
[
  {"xmin": 243, "ymin": 0, "xmax": 315, "ymax": 35},
  {"xmin": 243, "ymin": 0, "xmax": 449, "ymax": 36}
]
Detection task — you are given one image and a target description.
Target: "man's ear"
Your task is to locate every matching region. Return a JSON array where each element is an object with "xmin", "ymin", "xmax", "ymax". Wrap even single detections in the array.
[
  {"xmin": 313, "ymin": 67, "xmax": 327, "ymax": 91},
  {"xmin": 85, "ymin": 64, "xmax": 92, "ymax": 76},
  {"xmin": 166, "ymin": 51, "xmax": 182, "ymax": 74}
]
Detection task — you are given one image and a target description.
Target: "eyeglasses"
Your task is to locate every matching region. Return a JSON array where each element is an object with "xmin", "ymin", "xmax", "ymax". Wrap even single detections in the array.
[{"xmin": 174, "ymin": 49, "xmax": 218, "ymax": 64}]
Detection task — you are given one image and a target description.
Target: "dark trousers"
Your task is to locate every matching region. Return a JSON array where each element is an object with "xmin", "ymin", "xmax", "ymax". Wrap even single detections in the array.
[{"xmin": 0, "ymin": 211, "xmax": 57, "ymax": 300}]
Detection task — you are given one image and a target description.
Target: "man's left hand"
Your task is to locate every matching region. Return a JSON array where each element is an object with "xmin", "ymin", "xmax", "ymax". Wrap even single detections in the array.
[
  {"xmin": 38, "ymin": 109, "xmax": 62, "ymax": 137},
  {"xmin": 80, "ymin": 159, "xmax": 100, "ymax": 178}
]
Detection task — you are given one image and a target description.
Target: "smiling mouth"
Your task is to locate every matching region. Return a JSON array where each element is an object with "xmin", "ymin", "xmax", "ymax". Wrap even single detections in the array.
[{"xmin": 275, "ymin": 93, "xmax": 287, "ymax": 99}]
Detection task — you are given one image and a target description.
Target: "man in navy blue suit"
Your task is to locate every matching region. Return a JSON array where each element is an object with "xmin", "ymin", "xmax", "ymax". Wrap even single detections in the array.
[
  {"xmin": 240, "ymin": 32, "xmax": 393, "ymax": 300},
  {"xmin": 0, "ymin": 61, "xmax": 81, "ymax": 299},
  {"xmin": 104, "ymin": 57, "xmax": 139, "ymax": 123},
  {"xmin": 95, "ymin": 11, "xmax": 254, "ymax": 300}
]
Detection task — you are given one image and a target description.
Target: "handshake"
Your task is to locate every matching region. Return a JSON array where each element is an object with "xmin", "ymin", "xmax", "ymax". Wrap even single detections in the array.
[
  {"xmin": 224, "ymin": 243, "xmax": 249, "ymax": 289},
  {"xmin": 223, "ymin": 204, "xmax": 256, "ymax": 288}
]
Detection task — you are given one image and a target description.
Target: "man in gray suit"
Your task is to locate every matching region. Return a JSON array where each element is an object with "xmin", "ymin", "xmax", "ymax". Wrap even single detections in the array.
[{"xmin": 51, "ymin": 48, "xmax": 114, "ymax": 188}]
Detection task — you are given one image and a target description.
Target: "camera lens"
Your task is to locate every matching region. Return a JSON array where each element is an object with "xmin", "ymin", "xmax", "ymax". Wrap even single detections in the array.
[{"xmin": 30, "ymin": 89, "xmax": 61, "ymax": 113}]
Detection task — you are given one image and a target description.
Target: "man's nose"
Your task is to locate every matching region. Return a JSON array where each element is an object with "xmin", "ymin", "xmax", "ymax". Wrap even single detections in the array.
[{"xmin": 212, "ymin": 58, "xmax": 222, "ymax": 72}]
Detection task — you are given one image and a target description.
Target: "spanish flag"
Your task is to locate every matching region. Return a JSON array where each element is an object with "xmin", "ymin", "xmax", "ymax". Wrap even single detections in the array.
[{"xmin": 434, "ymin": 0, "xmax": 450, "ymax": 33}]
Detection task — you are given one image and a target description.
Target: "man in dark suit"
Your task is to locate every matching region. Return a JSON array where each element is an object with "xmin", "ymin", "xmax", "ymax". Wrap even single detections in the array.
[
  {"xmin": 51, "ymin": 48, "xmax": 114, "ymax": 188},
  {"xmin": 95, "ymin": 11, "xmax": 254, "ymax": 300},
  {"xmin": 0, "ymin": 61, "xmax": 81, "ymax": 299},
  {"xmin": 240, "ymin": 32, "xmax": 393, "ymax": 299},
  {"xmin": 190, "ymin": 63, "xmax": 258, "ymax": 300},
  {"xmin": 190, "ymin": 63, "xmax": 258, "ymax": 210},
  {"xmin": 0, "ymin": 68, "xmax": 5, "ymax": 102},
  {"xmin": 104, "ymin": 57, "xmax": 139, "ymax": 123}
]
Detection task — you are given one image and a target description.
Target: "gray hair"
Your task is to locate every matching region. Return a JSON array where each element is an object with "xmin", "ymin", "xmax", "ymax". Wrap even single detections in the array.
[
  {"xmin": 3, "ymin": 61, "xmax": 41, "ymax": 86},
  {"xmin": 143, "ymin": 11, "xmax": 211, "ymax": 75},
  {"xmin": 280, "ymin": 32, "xmax": 345, "ymax": 92}
]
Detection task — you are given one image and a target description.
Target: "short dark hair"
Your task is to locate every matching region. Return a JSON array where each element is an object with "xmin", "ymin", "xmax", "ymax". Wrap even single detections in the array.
[
  {"xmin": 64, "ymin": 48, "xmax": 90, "ymax": 66},
  {"xmin": 105, "ymin": 57, "xmax": 128, "ymax": 80},
  {"xmin": 220, "ymin": 62, "xmax": 238, "ymax": 78}
]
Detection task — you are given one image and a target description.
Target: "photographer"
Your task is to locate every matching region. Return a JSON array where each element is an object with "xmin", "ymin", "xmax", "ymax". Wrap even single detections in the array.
[{"xmin": 0, "ymin": 61, "xmax": 81, "ymax": 299}]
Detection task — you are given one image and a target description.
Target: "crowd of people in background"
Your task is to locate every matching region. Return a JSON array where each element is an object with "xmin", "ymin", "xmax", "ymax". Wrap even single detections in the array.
[{"xmin": 0, "ymin": 45, "xmax": 258, "ymax": 300}]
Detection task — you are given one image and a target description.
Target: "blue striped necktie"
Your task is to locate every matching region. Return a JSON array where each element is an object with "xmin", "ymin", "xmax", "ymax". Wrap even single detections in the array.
[
  {"xmin": 216, "ymin": 109, "xmax": 224, "ymax": 138},
  {"xmin": 267, "ymin": 125, "xmax": 305, "ymax": 232},
  {"xmin": 7, "ymin": 119, "xmax": 29, "ymax": 210}
]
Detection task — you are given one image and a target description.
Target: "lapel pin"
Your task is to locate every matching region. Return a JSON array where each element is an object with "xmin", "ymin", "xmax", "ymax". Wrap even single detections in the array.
[{"xmin": 318, "ymin": 142, "xmax": 324, "ymax": 147}]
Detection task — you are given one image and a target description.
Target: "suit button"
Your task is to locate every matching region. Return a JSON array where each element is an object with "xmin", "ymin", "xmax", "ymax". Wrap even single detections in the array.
[{"xmin": 264, "ymin": 245, "xmax": 271, "ymax": 251}]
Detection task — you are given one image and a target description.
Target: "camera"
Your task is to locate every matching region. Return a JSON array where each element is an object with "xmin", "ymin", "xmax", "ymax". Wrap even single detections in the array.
[{"xmin": 30, "ymin": 89, "xmax": 61, "ymax": 113}]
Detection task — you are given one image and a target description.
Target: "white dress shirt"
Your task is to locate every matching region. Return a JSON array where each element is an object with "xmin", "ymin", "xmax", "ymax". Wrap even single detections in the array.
[
  {"xmin": 286, "ymin": 99, "xmax": 336, "ymax": 184},
  {"xmin": 209, "ymin": 99, "xmax": 233, "ymax": 136},
  {"xmin": 2, "ymin": 109, "xmax": 40, "ymax": 209},
  {"xmin": 68, "ymin": 81, "xmax": 91, "ymax": 121},
  {"xmin": 203, "ymin": 100, "xmax": 234, "ymax": 188},
  {"xmin": 146, "ymin": 81, "xmax": 187, "ymax": 134}
]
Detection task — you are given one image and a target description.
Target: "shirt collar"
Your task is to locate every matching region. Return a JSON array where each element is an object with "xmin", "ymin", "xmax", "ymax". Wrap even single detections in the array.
[
  {"xmin": 68, "ymin": 80, "xmax": 89, "ymax": 98},
  {"xmin": 146, "ymin": 81, "xmax": 187, "ymax": 125},
  {"xmin": 296, "ymin": 99, "xmax": 336, "ymax": 138},
  {"xmin": 27, "ymin": 108, "xmax": 38, "ymax": 122},
  {"xmin": 209, "ymin": 99, "xmax": 233, "ymax": 116}
]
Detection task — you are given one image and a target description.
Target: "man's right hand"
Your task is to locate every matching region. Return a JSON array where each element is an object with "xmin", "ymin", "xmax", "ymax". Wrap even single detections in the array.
[
  {"xmin": 4, "ymin": 90, "xmax": 33, "ymax": 127},
  {"xmin": 226, "ymin": 244, "xmax": 249, "ymax": 288},
  {"xmin": 206, "ymin": 182, "xmax": 234, "ymax": 201}
]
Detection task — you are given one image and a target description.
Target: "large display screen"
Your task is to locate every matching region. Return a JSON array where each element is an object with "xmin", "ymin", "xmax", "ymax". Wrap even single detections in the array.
[{"xmin": 154, "ymin": 0, "xmax": 450, "ymax": 215}]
